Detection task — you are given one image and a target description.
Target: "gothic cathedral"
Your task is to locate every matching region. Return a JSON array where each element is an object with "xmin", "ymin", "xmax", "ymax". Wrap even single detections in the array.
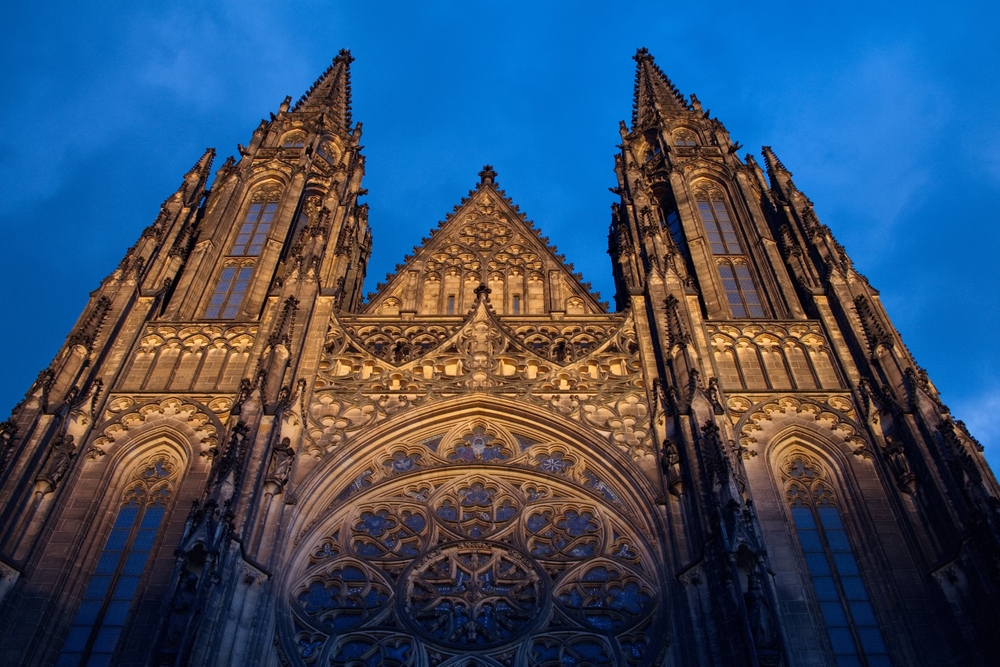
[{"xmin": 0, "ymin": 49, "xmax": 997, "ymax": 667}]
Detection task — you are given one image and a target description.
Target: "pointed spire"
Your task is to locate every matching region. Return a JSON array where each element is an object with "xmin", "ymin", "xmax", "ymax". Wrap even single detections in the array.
[
  {"xmin": 293, "ymin": 49, "xmax": 355, "ymax": 128},
  {"xmin": 186, "ymin": 147, "xmax": 216, "ymax": 180},
  {"xmin": 631, "ymin": 48, "xmax": 688, "ymax": 128},
  {"xmin": 762, "ymin": 146, "xmax": 795, "ymax": 193}
]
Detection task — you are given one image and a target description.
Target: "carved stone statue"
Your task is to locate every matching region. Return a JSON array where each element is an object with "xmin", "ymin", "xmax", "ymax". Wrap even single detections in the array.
[
  {"xmin": 269, "ymin": 437, "xmax": 295, "ymax": 486},
  {"xmin": 37, "ymin": 434, "xmax": 76, "ymax": 492}
]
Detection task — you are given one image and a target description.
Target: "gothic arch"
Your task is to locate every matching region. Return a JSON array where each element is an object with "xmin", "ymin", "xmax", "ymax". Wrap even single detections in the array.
[
  {"xmin": 89, "ymin": 396, "xmax": 223, "ymax": 460},
  {"xmin": 735, "ymin": 395, "xmax": 870, "ymax": 461},
  {"xmin": 277, "ymin": 394, "xmax": 670, "ymax": 666}
]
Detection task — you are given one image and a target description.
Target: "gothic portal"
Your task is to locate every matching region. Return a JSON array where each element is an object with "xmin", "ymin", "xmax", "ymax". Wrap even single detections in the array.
[{"xmin": 0, "ymin": 49, "xmax": 997, "ymax": 667}]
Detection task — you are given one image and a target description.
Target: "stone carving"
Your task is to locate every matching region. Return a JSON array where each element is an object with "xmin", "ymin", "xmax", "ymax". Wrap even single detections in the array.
[
  {"xmin": 284, "ymin": 468, "xmax": 664, "ymax": 665},
  {"xmin": 310, "ymin": 308, "xmax": 653, "ymax": 464}
]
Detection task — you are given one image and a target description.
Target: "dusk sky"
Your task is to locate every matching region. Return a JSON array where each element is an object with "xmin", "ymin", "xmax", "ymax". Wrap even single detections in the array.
[{"xmin": 2, "ymin": 3, "xmax": 999, "ymax": 466}]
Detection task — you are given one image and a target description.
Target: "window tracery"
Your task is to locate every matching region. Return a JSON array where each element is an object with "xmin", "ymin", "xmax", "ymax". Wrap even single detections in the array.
[
  {"xmin": 779, "ymin": 450, "xmax": 892, "ymax": 666},
  {"xmin": 284, "ymin": 465, "xmax": 664, "ymax": 666},
  {"xmin": 58, "ymin": 451, "xmax": 180, "ymax": 667}
]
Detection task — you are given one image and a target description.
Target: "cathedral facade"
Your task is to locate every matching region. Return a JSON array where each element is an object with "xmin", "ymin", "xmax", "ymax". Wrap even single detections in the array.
[{"xmin": 0, "ymin": 49, "xmax": 997, "ymax": 667}]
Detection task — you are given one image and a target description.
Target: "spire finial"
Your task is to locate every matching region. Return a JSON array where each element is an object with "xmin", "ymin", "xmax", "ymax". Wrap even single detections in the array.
[
  {"xmin": 293, "ymin": 49, "xmax": 355, "ymax": 129},
  {"xmin": 630, "ymin": 48, "xmax": 689, "ymax": 128}
]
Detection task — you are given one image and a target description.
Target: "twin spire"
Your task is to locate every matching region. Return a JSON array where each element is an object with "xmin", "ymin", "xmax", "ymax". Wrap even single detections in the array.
[
  {"xmin": 631, "ymin": 47, "xmax": 690, "ymax": 128},
  {"xmin": 293, "ymin": 48, "xmax": 355, "ymax": 129}
]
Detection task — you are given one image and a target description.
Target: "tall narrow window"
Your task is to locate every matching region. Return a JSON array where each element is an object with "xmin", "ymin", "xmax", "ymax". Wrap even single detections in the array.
[
  {"xmin": 446, "ymin": 295, "xmax": 456, "ymax": 315},
  {"xmin": 58, "ymin": 452, "xmax": 178, "ymax": 667},
  {"xmin": 205, "ymin": 266, "xmax": 254, "ymax": 319},
  {"xmin": 699, "ymin": 197, "xmax": 742, "ymax": 254},
  {"xmin": 782, "ymin": 452, "xmax": 892, "ymax": 667},
  {"xmin": 718, "ymin": 261, "xmax": 764, "ymax": 318},
  {"xmin": 512, "ymin": 294, "xmax": 521, "ymax": 314},
  {"xmin": 232, "ymin": 202, "xmax": 277, "ymax": 256}
]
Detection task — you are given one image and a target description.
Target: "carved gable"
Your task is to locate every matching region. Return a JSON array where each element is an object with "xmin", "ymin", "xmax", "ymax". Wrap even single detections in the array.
[{"xmin": 365, "ymin": 166, "xmax": 606, "ymax": 316}]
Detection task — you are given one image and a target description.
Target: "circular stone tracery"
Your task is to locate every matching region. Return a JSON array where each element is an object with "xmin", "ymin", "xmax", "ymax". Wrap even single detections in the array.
[{"xmin": 401, "ymin": 541, "xmax": 546, "ymax": 649}]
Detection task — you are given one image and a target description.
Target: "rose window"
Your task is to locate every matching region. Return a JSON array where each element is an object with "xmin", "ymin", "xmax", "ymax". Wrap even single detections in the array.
[
  {"xmin": 402, "ymin": 542, "xmax": 545, "ymax": 648},
  {"xmin": 285, "ymin": 470, "xmax": 664, "ymax": 666}
]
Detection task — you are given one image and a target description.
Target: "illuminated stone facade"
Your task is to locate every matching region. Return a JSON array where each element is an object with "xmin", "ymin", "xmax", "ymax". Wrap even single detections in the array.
[{"xmin": 0, "ymin": 48, "xmax": 998, "ymax": 666}]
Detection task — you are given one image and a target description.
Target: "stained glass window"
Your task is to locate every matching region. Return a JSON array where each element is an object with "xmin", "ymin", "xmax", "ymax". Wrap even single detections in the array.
[
  {"xmin": 232, "ymin": 202, "xmax": 277, "ymax": 256},
  {"xmin": 785, "ymin": 453, "xmax": 892, "ymax": 667},
  {"xmin": 718, "ymin": 261, "xmax": 764, "ymax": 318},
  {"xmin": 205, "ymin": 266, "xmax": 254, "ymax": 319},
  {"xmin": 699, "ymin": 196, "xmax": 742, "ymax": 255},
  {"xmin": 58, "ymin": 454, "xmax": 177, "ymax": 667}
]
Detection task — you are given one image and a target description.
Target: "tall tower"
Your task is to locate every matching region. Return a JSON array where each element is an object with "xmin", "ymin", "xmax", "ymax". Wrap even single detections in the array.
[
  {"xmin": 608, "ymin": 47, "xmax": 1000, "ymax": 665},
  {"xmin": 0, "ymin": 49, "xmax": 371, "ymax": 666},
  {"xmin": 0, "ymin": 48, "xmax": 997, "ymax": 667}
]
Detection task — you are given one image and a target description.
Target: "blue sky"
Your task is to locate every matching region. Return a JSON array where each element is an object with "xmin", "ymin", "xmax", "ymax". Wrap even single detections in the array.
[{"xmin": 2, "ymin": 2, "xmax": 999, "ymax": 466}]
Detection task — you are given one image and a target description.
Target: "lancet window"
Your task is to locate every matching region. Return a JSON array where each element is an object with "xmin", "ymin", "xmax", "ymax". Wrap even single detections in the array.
[
  {"xmin": 58, "ymin": 452, "xmax": 179, "ymax": 667},
  {"xmin": 718, "ymin": 260, "xmax": 764, "ymax": 318},
  {"xmin": 781, "ymin": 451, "xmax": 892, "ymax": 667},
  {"xmin": 204, "ymin": 186, "xmax": 279, "ymax": 319},
  {"xmin": 695, "ymin": 186, "xmax": 765, "ymax": 318},
  {"xmin": 205, "ymin": 264, "xmax": 254, "ymax": 319}
]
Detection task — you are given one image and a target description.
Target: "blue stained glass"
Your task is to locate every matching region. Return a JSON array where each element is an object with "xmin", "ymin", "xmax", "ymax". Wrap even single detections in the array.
[
  {"xmin": 867, "ymin": 656, "xmax": 893, "ymax": 667},
  {"xmin": 113, "ymin": 507, "xmax": 139, "ymax": 529},
  {"xmin": 403, "ymin": 513, "xmax": 425, "ymax": 531},
  {"xmin": 818, "ymin": 507, "xmax": 844, "ymax": 528},
  {"xmin": 140, "ymin": 507, "xmax": 165, "ymax": 529},
  {"xmin": 63, "ymin": 626, "xmax": 91, "ymax": 652},
  {"xmin": 812, "ymin": 576, "xmax": 839, "ymax": 601},
  {"xmin": 131, "ymin": 529, "xmax": 157, "ymax": 552},
  {"xmin": 806, "ymin": 553, "xmax": 831, "ymax": 576},
  {"xmin": 84, "ymin": 576, "xmax": 112, "ymax": 600},
  {"xmin": 841, "ymin": 576, "xmax": 868, "ymax": 601},
  {"xmin": 798, "ymin": 529, "xmax": 824, "ymax": 552},
  {"xmin": 527, "ymin": 514, "xmax": 547, "ymax": 532},
  {"xmin": 859, "ymin": 627, "xmax": 888, "ymax": 654},
  {"xmin": 86, "ymin": 654, "xmax": 112, "ymax": 667},
  {"xmin": 73, "ymin": 600, "xmax": 102, "ymax": 626},
  {"xmin": 833, "ymin": 552, "xmax": 859, "ymax": 575},
  {"xmin": 102, "ymin": 600, "xmax": 131, "ymax": 626},
  {"xmin": 122, "ymin": 552, "xmax": 149, "ymax": 576},
  {"xmin": 104, "ymin": 528, "xmax": 132, "ymax": 551},
  {"xmin": 113, "ymin": 576, "xmax": 140, "ymax": 600},
  {"xmin": 91, "ymin": 626, "xmax": 122, "ymax": 653},
  {"xmin": 95, "ymin": 552, "xmax": 120, "ymax": 575},
  {"xmin": 56, "ymin": 653, "xmax": 82, "ymax": 667},
  {"xmin": 792, "ymin": 507, "xmax": 817, "ymax": 528},
  {"xmin": 820, "ymin": 601, "xmax": 848, "ymax": 627},
  {"xmin": 849, "ymin": 600, "xmax": 877, "ymax": 626},
  {"xmin": 826, "ymin": 529, "xmax": 852, "ymax": 552},
  {"xmin": 828, "ymin": 627, "xmax": 857, "ymax": 655}
]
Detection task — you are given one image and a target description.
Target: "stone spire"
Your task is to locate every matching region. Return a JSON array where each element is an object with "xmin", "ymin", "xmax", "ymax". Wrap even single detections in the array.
[
  {"xmin": 631, "ymin": 47, "xmax": 689, "ymax": 128},
  {"xmin": 762, "ymin": 145, "xmax": 796, "ymax": 195},
  {"xmin": 293, "ymin": 48, "xmax": 355, "ymax": 128}
]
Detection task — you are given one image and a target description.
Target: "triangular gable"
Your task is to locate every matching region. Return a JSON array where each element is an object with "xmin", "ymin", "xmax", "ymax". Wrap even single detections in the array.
[{"xmin": 364, "ymin": 166, "xmax": 607, "ymax": 316}]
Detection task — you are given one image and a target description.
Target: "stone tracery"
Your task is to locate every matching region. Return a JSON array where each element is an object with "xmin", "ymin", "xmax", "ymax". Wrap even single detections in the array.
[{"xmin": 284, "ymin": 463, "xmax": 665, "ymax": 666}]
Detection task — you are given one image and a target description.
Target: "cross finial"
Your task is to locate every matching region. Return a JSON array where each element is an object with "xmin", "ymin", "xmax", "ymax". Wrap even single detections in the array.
[{"xmin": 478, "ymin": 165, "xmax": 497, "ymax": 186}]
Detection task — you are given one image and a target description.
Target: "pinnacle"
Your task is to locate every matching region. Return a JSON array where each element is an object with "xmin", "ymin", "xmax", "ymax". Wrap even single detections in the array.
[
  {"xmin": 186, "ymin": 148, "xmax": 216, "ymax": 179},
  {"xmin": 761, "ymin": 146, "xmax": 794, "ymax": 192}
]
